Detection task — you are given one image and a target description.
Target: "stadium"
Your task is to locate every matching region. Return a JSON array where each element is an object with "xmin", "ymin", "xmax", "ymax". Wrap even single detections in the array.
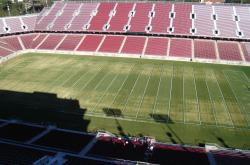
[{"xmin": 0, "ymin": 0, "xmax": 250, "ymax": 164}]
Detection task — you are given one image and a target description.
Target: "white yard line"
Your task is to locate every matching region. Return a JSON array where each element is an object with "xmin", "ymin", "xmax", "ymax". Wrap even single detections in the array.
[
  {"xmin": 204, "ymin": 72, "xmax": 218, "ymax": 126},
  {"xmin": 152, "ymin": 65, "xmax": 163, "ymax": 115},
  {"xmin": 135, "ymin": 66, "xmax": 154, "ymax": 119},
  {"xmin": 183, "ymin": 68, "xmax": 185, "ymax": 124},
  {"xmin": 223, "ymin": 71, "xmax": 250, "ymax": 127},
  {"xmin": 108, "ymin": 64, "xmax": 136, "ymax": 109},
  {"xmin": 213, "ymin": 71, "xmax": 234, "ymax": 128},
  {"xmin": 167, "ymin": 64, "xmax": 174, "ymax": 123},
  {"xmin": 122, "ymin": 70, "xmax": 142, "ymax": 113},
  {"xmin": 193, "ymin": 70, "xmax": 202, "ymax": 125}
]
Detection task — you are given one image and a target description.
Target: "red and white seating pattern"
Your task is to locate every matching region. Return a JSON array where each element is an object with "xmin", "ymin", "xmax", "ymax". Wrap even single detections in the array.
[
  {"xmin": 107, "ymin": 3, "xmax": 134, "ymax": 32},
  {"xmin": 150, "ymin": 3, "xmax": 171, "ymax": 34},
  {"xmin": 51, "ymin": 2, "xmax": 79, "ymax": 31},
  {"xmin": 121, "ymin": 36, "xmax": 146, "ymax": 55},
  {"xmin": 0, "ymin": 33, "xmax": 249, "ymax": 64},
  {"xmin": 194, "ymin": 40, "xmax": 216, "ymax": 59},
  {"xmin": 20, "ymin": 34, "xmax": 37, "ymax": 49},
  {"xmin": 38, "ymin": 34, "xmax": 64, "ymax": 50},
  {"xmin": 172, "ymin": 4, "xmax": 192, "ymax": 35},
  {"xmin": 193, "ymin": 5, "xmax": 214, "ymax": 37},
  {"xmin": 30, "ymin": 34, "xmax": 48, "ymax": 49},
  {"xmin": 57, "ymin": 35, "xmax": 83, "ymax": 51},
  {"xmin": 68, "ymin": 3, "xmax": 98, "ymax": 31},
  {"xmin": 88, "ymin": 2, "xmax": 115, "ymax": 31},
  {"xmin": 98, "ymin": 35, "xmax": 125, "ymax": 53},
  {"xmin": 77, "ymin": 35, "xmax": 104, "ymax": 52},
  {"xmin": 144, "ymin": 37, "xmax": 169, "ymax": 56},
  {"xmin": 169, "ymin": 38, "xmax": 192, "ymax": 58},
  {"xmin": 217, "ymin": 41, "xmax": 242, "ymax": 61},
  {"xmin": 0, "ymin": 2, "xmax": 250, "ymax": 40},
  {"xmin": 241, "ymin": 42, "xmax": 250, "ymax": 62},
  {"xmin": 214, "ymin": 6, "xmax": 238, "ymax": 38},
  {"xmin": 129, "ymin": 3, "xmax": 152, "ymax": 32},
  {"xmin": 35, "ymin": 1, "xmax": 64, "ymax": 30},
  {"xmin": 235, "ymin": 6, "xmax": 250, "ymax": 39},
  {"xmin": 0, "ymin": 15, "xmax": 37, "ymax": 35}
]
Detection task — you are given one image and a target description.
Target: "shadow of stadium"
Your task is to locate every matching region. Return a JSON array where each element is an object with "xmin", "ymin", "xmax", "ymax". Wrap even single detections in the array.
[{"xmin": 0, "ymin": 90, "xmax": 90, "ymax": 132}]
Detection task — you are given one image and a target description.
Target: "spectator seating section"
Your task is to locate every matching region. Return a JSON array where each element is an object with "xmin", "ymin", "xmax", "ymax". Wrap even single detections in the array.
[
  {"xmin": 172, "ymin": 4, "xmax": 192, "ymax": 35},
  {"xmin": 68, "ymin": 3, "xmax": 98, "ymax": 31},
  {"xmin": 241, "ymin": 42, "xmax": 250, "ymax": 62},
  {"xmin": 77, "ymin": 35, "xmax": 103, "ymax": 52},
  {"xmin": 169, "ymin": 38, "xmax": 192, "ymax": 58},
  {"xmin": 51, "ymin": 2, "xmax": 79, "ymax": 31},
  {"xmin": 3, "ymin": 36, "xmax": 23, "ymax": 51},
  {"xmin": 217, "ymin": 41, "xmax": 242, "ymax": 61},
  {"xmin": 193, "ymin": 5, "xmax": 214, "ymax": 37},
  {"xmin": 107, "ymin": 3, "xmax": 134, "ymax": 32},
  {"xmin": 194, "ymin": 40, "xmax": 217, "ymax": 59},
  {"xmin": 38, "ymin": 34, "xmax": 64, "ymax": 50},
  {"xmin": 98, "ymin": 35, "xmax": 124, "ymax": 53},
  {"xmin": 149, "ymin": 143, "xmax": 210, "ymax": 165},
  {"xmin": 88, "ymin": 2, "xmax": 116, "ymax": 31},
  {"xmin": 20, "ymin": 34, "xmax": 37, "ymax": 49},
  {"xmin": 0, "ymin": 47, "xmax": 14, "ymax": 57},
  {"xmin": 144, "ymin": 37, "xmax": 169, "ymax": 56},
  {"xmin": 214, "ymin": 6, "xmax": 238, "ymax": 38},
  {"xmin": 21, "ymin": 15, "xmax": 37, "ymax": 31},
  {"xmin": 0, "ymin": 33, "xmax": 249, "ymax": 64},
  {"xmin": 57, "ymin": 35, "xmax": 83, "ymax": 51},
  {"xmin": 36, "ymin": 1, "xmax": 64, "ymax": 30},
  {"xmin": 121, "ymin": 36, "xmax": 146, "ymax": 55},
  {"xmin": 235, "ymin": 6, "xmax": 250, "ymax": 39},
  {"xmin": 5, "ymin": 17, "xmax": 23, "ymax": 33},
  {"xmin": 88, "ymin": 136, "xmax": 147, "ymax": 162},
  {"xmin": 30, "ymin": 34, "xmax": 48, "ymax": 49},
  {"xmin": 150, "ymin": 3, "xmax": 171, "ymax": 34},
  {"xmin": 129, "ymin": 3, "xmax": 152, "ymax": 32}
]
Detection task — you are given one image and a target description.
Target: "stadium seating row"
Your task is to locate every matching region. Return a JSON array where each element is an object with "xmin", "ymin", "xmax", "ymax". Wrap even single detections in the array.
[
  {"xmin": 9, "ymin": 33, "xmax": 247, "ymax": 62},
  {"xmin": 1, "ymin": 33, "xmax": 249, "ymax": 63},
  {"xmin": 0, "ymin": 15, "xmax": 37, "ymax": 34},
  {"xmin": 33, "ymin": 1, "xmax": 250, "ymax": 39}
]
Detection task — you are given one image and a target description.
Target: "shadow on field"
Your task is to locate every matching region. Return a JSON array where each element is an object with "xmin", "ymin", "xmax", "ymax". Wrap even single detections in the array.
[
  {"xmin": 0, "ymin": 90, "xmax": 90, "ymax": 131},
  {"xmin": 217, "ymin": 137, "xmax": 230, "ymax": 148},
  {"xmin": 103, "ymin": 108, "xmax": 123, "ymax": 118},
  {"xmin": 150, "ymin": 113, "xmax": 173, "ymax": 124},
  {"xmin": 150, "ymin": 113, "xmax": 185, "ymax": 145},
  {"xmin": 102, "ymin": 108, "xmax": 128, "ymax": 137}
]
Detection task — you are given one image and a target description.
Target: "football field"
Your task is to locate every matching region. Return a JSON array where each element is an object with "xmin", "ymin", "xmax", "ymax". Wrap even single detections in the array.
[{"xmin": 0, "ymin": 53, "xmax": 250, "ymax": 149}]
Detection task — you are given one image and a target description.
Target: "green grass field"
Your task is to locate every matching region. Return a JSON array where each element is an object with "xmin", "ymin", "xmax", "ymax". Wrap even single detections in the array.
[{"xmin": 1, "ymin": 53, "xmax": 250, "ymax": 149}]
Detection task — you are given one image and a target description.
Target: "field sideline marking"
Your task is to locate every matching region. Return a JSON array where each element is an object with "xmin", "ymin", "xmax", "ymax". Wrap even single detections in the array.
[
  {"xmin": 193, "ymin": 70, "xmax": 202, "ymax": 125},
  {"xmin": 204, "ymin": 71, "xmax": 218, "ymax": 126},
  {"xmin": 167, "ymin": 64, "xmax": 174, "ymax": 123},
  {"xmin": 135, "ymin": 65, "xmax": 154, "ymax": 119},
  {"xmin": 152, "ymin": 64, "xmax": 163, "ymax": 115},
  {"xmin": 223, "ymin": 71, "xmax": 250, "ymax": 128},
  {"xmin": 213, "ymin": 71, "xmax": 235, "ymax": 128},
  {"xmin": 84, "ymin": 112, "xmax": 249, "ymax": 131}
]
